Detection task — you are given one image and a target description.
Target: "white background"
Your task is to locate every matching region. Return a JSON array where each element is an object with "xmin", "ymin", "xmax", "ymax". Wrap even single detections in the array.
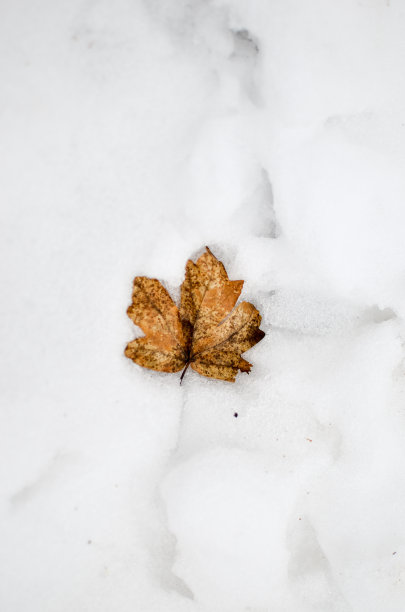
[{"xmin": 2, "ymin": 1, "xmax": 405, "ymax": 610}]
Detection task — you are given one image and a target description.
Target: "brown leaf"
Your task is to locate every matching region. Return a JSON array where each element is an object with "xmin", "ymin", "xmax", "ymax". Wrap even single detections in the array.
[
  {"xmin": 125, "ymin": 247, "xmax": 265, "ymax": 382},
  {"xmin": 125, "ymin": 277, "xmax": 186, "ymax": 373}
]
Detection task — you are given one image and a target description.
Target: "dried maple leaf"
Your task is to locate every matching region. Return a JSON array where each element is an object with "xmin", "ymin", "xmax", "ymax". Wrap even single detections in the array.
[{"xmin": 125, "ymin": 247, "xmax": 265, "ymax": 382}]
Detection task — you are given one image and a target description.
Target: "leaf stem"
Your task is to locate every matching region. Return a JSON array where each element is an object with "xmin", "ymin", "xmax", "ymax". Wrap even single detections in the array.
[{"xmin": 180, "ymin": 361, "xmax": 190, "ymax": 385}]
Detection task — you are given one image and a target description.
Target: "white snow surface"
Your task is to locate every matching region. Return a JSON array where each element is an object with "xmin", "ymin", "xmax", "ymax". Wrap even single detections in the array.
[{"xmin": 2, "ymin": 1, "xmax": 405, "ymax": 610}]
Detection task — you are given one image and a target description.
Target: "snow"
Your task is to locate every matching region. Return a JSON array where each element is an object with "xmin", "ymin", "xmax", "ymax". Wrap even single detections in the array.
[{"xmin": 1, "ymin": 1, "xmax": 405, "ymax": 610}]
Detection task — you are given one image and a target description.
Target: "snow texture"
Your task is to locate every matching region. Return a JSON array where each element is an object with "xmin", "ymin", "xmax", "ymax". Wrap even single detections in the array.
[{"xmin": 1, "ymin": 1, "xmax": 405, "ymax": 610}]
